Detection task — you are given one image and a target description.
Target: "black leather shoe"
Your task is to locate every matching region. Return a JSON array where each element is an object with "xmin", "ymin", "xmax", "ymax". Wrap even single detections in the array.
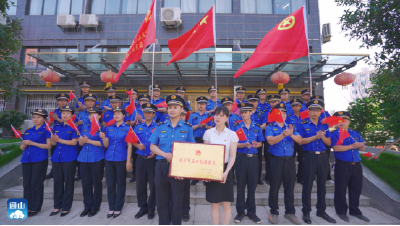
[
  {"xmin": 129, "ymin": 177, "xmax": 136, "ymax": 182},
  {"xmin": 88, "ymin": 209, "xmax": 99, "ymax": 217},
  {"xmin": 316, "ymin": 212, "xmax": 336, "ymax": 223},
  {"xmin": 258, "ymin": 180, "xmax": 264, "ymax": 185},
  {"xmin": 49, "ymin": 209, "xmax": 60, "ymax": 216},
  {"xmin": 248, "ymin": 214, "xmax": 262, "ymax": 224},
  {"xmin": 80, "ymin": 209, "xmax": 90, "ymax": 217},
  {"xmin": 107, "ymin": 211, "xmax": 114, "ymax": 218},
  {"xmin": 302, "ymin": 213, "xmax": 312, "ymax": 224},
  {"xmin": 135, "ymin": 210, "xmax": 148, "ymax": 219},
  {"xmin": 190, "ymin": 180, "xmax": 198, "ymax": 185},
  {"xmin": 74, "ymin": 176, "xmax": 81, "ymax": 181},
  {"xmin": 45, "ymin": 172, "xmax": 53, "ymax": 179},
  {"xmin": 182, "ymin": 213, "xmax": 190, "ymax": 222},
  {"xmin": 60, "ymin": 211, "xmax": 69, "ymax": 217},
  {"xmin": 28, "ymin": 211, "xmax": 39, "ymax": 217},
  {"xmin": 234, "ymin": 212, "xmax": 246, "ymax": 223},
  {"xmin": 148, "ymin": 211, "xmax": 155, "ymax": 220},
  {"xmin": 338, "ymin": 214, "xmax": 349, "ymax": 222},
  {"xmin": 350, "ymin": 214, "xmax": 370, "ymax": 222},
  {"xmin": 113, "ymin": 212, "xmax": 121, "ymax": 218}
]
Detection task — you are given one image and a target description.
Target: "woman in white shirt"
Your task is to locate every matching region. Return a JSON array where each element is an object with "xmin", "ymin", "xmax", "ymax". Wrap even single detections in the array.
[{"xmin": 203, "ymin": 106, "xmax": 238, "ymax": 225}]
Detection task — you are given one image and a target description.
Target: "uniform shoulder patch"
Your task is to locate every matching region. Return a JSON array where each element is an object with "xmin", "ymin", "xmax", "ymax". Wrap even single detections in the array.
[
  {"xmin": 301, "ymin": 120, "xmax": 308, "ymax": 124},
  {"xmin": 255, "ymin": 123, "xmax": 261, "ymax": 127},
  {"xmin": 184, "ymin": 122, "xmax": 192, "ymax": 126},
  {"xmin": 287, "ymin": 114, "xmax": 292, "ymax": 117},
  {"xmin": 233, "ymin": 123, "xmax": 238, "ymax": 127},
  {"xmin": 157, "ymin": 121, "xmax": 165, "ymax": 126}
]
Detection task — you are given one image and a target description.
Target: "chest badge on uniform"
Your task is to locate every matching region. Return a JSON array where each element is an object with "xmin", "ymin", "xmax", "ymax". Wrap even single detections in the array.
[
  {"xmin": 180, "ymin": 130, "xmax": 187, "ymax": 133},
  {"xmin": 161, "ymin": 131, "xmax": 167, "ymax": 133}
]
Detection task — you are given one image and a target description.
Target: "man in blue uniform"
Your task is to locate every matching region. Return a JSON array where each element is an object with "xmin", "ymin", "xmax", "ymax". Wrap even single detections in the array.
[
  {"xmin": 298, "ymin": 100, "xmax": 336, "ymax": 224},
  {"xmin": 100, "ymin": 86, "xmax": 116, "ymax": 111},
  {"xmin": 187, "ymin": 96, "xmax": 211, "ymax": 186},
  {"xmin": 75, "ymin": 81, "xmax": 100, "ymax": 112},
  {"xmin": 102, "ymin": 95, "xmax": 130, "ymax": 126},
  {"xmin": 175, "ymin": 86, "xmax": 191, "ymax": 111},
  {"xmin": 233, "ymin": 103, "xmax": 265, "ymax": 224},
  {"xmin": 248, "ymin": 94, "xmax": 267, "ymax": 185},
  {"xmin": 279, "ymin": 88, "xmax": 294, "ymax": 116},
  {"xmin": 123, "ymin": 88, "xmax": 139, "ymax": 109},
  {"xmin": 130, "ymin": 94, "xmax": 151, "ymax": 126},
  {"xmin": 132, "ymin": 103, "xmax": 158, "ymax": 220},
  {"xmin": 256, "ymin": 88, "xmax": 270, "ymax": 112},
  {"xmin": 266, "ymin": 103, "xmax": 302, "ymax": 225},
  {"xmin": 235, "ymin": 87, "xmax": 247, "ymax": 105},
  {"xmin": 149, "ymin": 94, "xmax": 195, "ymax": 225},
  {"xmin": 286, "ymin": 98, "xmax": 304, "ymax": 184},
  {"xmin": 151, "ymin": 84, "xmax": 167, "ymax": 122},
  {"xmin": 300, "ymin": 88, "xmax": 311, "ymax": 112},
  {"xmin": 221, "ymin": 97, "xmax": 241, "ymax": 129},
  {"xmin": 206, "ymin": 86, "xmax": 220, "ymax": 113}
]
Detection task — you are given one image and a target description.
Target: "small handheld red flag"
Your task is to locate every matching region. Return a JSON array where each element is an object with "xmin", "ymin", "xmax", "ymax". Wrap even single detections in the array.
[
  {"xmin": 49, "ymin": 111, "xmax": 55, "ymax": 122},
  {"xmin": 106, "ymin": 119, "xmax": 116, "ymax": 127},
  {"xmin": 186, "ymin": 109, "xmax": 191, "ymax": 121},
  {"xmin": 236, "ymin": 128, "xmax": 247, "ymax": 141},
  {"xmin": 267, "ymin": 108, "xmax": 284, "ymax": 123},
  {"xmin": 362, "ymin": 152, "xmax": 373, "ymax": 158},
  {"xmin": 322, "ymin": 116, "xmax": 345, "ymax": 127},
  {"xmin": 71, "ymin": 115, "xmax": 76, "ymax": 122},
  {"xmin": 234, "ymin": 120, "xmax": 243, "ymax": 123},
  {"xmin": 125, "ymin": 100, "xmax": 136, "ymax": 115},
  {"xmin": 44, "ymin": 121, "xmax": 53, "ymax": 134},
  {"xmin": 11, "ymin": 125, "xmax": 23, "ymax": 140},
  {"xmin": 68, "ymin": 91, "xmax": 76, "ymax": 103},
  {"xmin": 67, "ymin": 119, "xmax": 79, "ymax": 133},
  {"xmin": 200, "ymin": 116, "xmax": 214, "ymax": 124},
  {"xmin": 90, "ymin": 115, "xmax": 101, "ymax": 136},
  {"xmin": 126, "ymin": 90, "xmax": 133, "ymax": 102},
  {"xmin": 232, "ymin": 104, "xmax": 241, "ymax": 116},
  {"xmin": 300, "ymin": 109, "xmax": 310, "ymax": 120},
  {"xmin": 336, "ymin": 127, "xmax": 351, "ymax": 145},
  {"xmin": 125, "ymin": 127, "xmax": 140, "ymax": 143},
  {"xmin": 156, "ymin": 101, "xmax": 167, "ymax": 108}
]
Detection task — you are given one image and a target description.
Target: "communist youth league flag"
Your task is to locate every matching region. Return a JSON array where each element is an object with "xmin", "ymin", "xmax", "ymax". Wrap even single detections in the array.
[
  {"xmin": 114, "ymin": 0, "xmax": 156, "ymax": 82},
  {"xmin": 166, "ymin": 6, "xmax": 216, "ymax": 66},
  {"xmin": 234, "ymin": 6, "xmax": 309, "ymax": 78}
]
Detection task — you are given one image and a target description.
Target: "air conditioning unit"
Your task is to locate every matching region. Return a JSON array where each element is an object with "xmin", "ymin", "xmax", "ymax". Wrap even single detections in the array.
[
  {"xmin": 57, "ymin": 15, "xmax": 76, "ymax": 28},
  {"xmin": 79, "ymin": 14, "xmax": 99, "ymax": 27},
  {"xmin": 161, "ymin": 7, "xmax": 182, "ymax": 28},
  {"xmin": 322, "ymin": 23, "xmax": 331, "ymax": 43},
  {"xmin": 0, "ymin": 15, "xmax": 8, "ymax": 25}
]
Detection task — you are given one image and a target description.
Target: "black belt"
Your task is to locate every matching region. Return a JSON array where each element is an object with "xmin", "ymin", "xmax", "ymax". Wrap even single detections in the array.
[
  {"xmin": 304, "ymin": 151, "xmax": 326, "ymax": 155},
  {"xmin": 336, "ymin": 159, "xmax": 360, "ymax": 165},
  {"xmin": 237, "ymin": 152, "xmax": 258, "ymax": 158},
  {"xmin": 271, "ymin": 154, "xmax": 294, "ymax": 160},
  {"xmin": 158, "ymin": 159, "xmax": 170, "ymax": 164},
  {"xmin": 139, "ymin": 155, "xmax": 153, "ymax": 160}
]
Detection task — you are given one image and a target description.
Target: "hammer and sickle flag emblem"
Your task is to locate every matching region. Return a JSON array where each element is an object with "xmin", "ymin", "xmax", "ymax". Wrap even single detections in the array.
[{"xmin": 278, "ymin": 16, "xmax": 295, "ymax": 30}]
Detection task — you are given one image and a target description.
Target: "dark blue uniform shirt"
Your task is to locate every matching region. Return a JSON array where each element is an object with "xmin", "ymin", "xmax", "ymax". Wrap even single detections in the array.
[
  {"xmin": 286, "ymin": 113, "xmax": 302, "ymax": 132},
  {"xmin": 298, "ymin": 118, "xmax": 330, "ymax": 152},
  {"xmin": 258, "ymin": 101, "xmax": 270, "ymax": 113},
  {"xmin": 77, "ymin": 109, "xmax": 90, "ymax": 131},
  {"xmin": 149, "ymin": 119, "xmax": 195, "ymax": 160},
  {"xmin": 235, "ymin": 99, "xmax": 248, "ymax": 105},
  {"xmin": 330, "ymin": 128, "xmax": 364, "ymax": 162},
  {"xmin": 228, "ymin": 113, "xmax": 242, "ymax": 130},
  {"xmin": 134, "ymin": 121, "xmax": 157, "ymax": 156},
  {"xmin": 280, "ymin": 100, "xmax": 294, "ymax": 116},
  {"xmin": 77, "ymin": 125, "xmax": 105, "ymax": 162},
  {"xmin": 300, "ymin": 102, "xmax": 308, "ymax": 112},
  {"xmin": 52, "ymin": 108, "xmax": 79, "ymax": 128},
  {"xmin": 75, "ymin": 97, "xmax": 100, "ymax": 108},
  {"xmin": 104, "ymin": 122, "xmax": 130, "ymax": 161},
  {"xmin": 21, "ymin": 124, "xmax": 51, "ymax": 163},
  {"xmin": 187, "ymin": 111, "xmax": 210, "ymax": 138},
  {"xmin": 206, "ymin": 98, "xmax": 221, "ymax": 112},
  {"xmin": 151, "ymin": 97, "xmax": 165, "ymax": 121},
  {"xmin": 265, "ymin": 122, "xmax": 300, "ymax": 157},
  {"xmin": 233, "ymin": 121, "xmax": 265, "ymax": 154},
  {"xmin": 51, "ymin": 123, "xmax": 80, "ymax": 162},
  {"xmin": 251, "ymin": 108, "xmax": 267, "ymax": 126},
  {"xmin": 103, "ymin": 110, "xmax": 130, "ymax": 123}
]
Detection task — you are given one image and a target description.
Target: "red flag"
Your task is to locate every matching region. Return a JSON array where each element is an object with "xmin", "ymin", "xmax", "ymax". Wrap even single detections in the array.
[
  {"xmin": 200, "ymin": 116, "xmax": 214, "ymax": 124},
  {"xmin": 126, "ymin": 90, "xmax": 133, "ymax": 102},
  {"xmin": 232, "ymin": 104, "xmax": 241, "ymax": 116},
  {"xmin": 49, "ymin": 111, "xmax": 55, "ymax": 122},
  {"xmin": 71, "ymin": 115, "xmax": 76, "ymax": 122},
  {"xmin": 186, "ymin": 109, "xmax": 191, "ymax": 121},
  {"xmin": 236, "ymin": 128, "xmax": 247, "ymax": 141},
  {"xmin": 267, "ymin": 109, "xmax": 284, "ymax": 123},
  {"xmin": 234, "ymin": 6, "xmax": 309, "ymax": 78},
  {"xmin": 114, "ymin": 0, "xmax": 156, "ymax": 82},
  {"xmin": 125, "ymin": 100, "xmax": 136, "ymax": 115},
  {"xmin": 336, "ymin": 127, "xmax": 351, "ymax": 145},
  {"xmin": 234, "ymin": 120, "xmax": 243, "ymax": 123},
  {"xmin": 362, "ymin": 152, "xmax": 373, "ymax": 158},
  {"xmin": 44, "ymin": 121, "xmax": 52, "ymax": 133},
  {"xmin": 90, "ymin": 115, "xmax": 101, "ymax": 136},
  {"xmin": 11, "ymin": 125, "xmax": 23, "ymax": 140},
  {"xmin": 106, "ymin": 119, "xmax": 116, "ymax": 127},
  {"xmin": 300, "ymin": 109, "xmax": 310, "ymax": 120},
  {"xmin": 156, "ymin": 100, "xmax": 167, "ymax": 108},
  {"xmin": 125, "ymin": 127, "xmax": 140, "ymax": 143},
  {"xmin": 322, "ymin": 116, "xmax": 345, "ymax": 127},
  {"xmin": 68, "ymin": 91, "xmax": 76, "ymax": 103},
  {"xmin": 67, "ymin": 119, "xmax": 79, "ymax": 133},
  {"xmin": 166, "ymin": 6, "xmax": 216, "ymax": 66}
]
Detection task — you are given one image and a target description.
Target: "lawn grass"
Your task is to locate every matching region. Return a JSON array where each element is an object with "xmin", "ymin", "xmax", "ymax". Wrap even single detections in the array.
[
  {"xmin": 0, "ymin": 145, "xmax": 23, "ymax": 167},
  {"xmin": 0, "ymin": 138, "xmax": 22, "ymax": 144},
  {"xmin": 361, "ymin": 152, "xmax": 400, "ymax": 194}
]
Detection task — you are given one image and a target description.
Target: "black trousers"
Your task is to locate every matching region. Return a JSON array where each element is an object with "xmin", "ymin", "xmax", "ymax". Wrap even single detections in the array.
[
  {"xmin": 334, "ymin": 160, "xmax": 363, "ymax": 215},
  {"xmin": 293, "ymin": 143, "xmax": 304, "ymax": 182},
  {"xmin": 48, "ymin": 145, "xmax": 57, "ymax": 175},
  {"xmin": 80, "ymin": 160, "xmax": 104, "ymax": 211},
  {"xmin": 131, "ymin": 146, "xmax": 138, "ymax": 178},
  {"xmin": 302, "ymin": 152, "xmax": 329, "ymax": 214},
  {"xmin": 263, "ymin": 141, "xmax": 271, "ymax": 181},
  {"xmin": 326, "ymin": 145, "xmax": 332, "ymax": 180},
  {"xmin": 155, "ymin": 160, "xmax": 185, "ymax": 225},
  {"xmin": 105, "ymin": 160, "xmax": 127, "ymax": 211},
  {"xmin": 136, "ymin": 156, "xmax": 156, "ymax": 212},
  {"xmin": 22, "ymin": 159, "xmax": 48, "ymax": 211},
  {"xmin": 77, "ymin": 146, "xmax": 82, "ymax": 178},
  {"xmin": 257, "ymin": 146, "xmax": 263, "ymax": 181},
  {"xmin": 268, "ymin": 155, "xmax": 296, "ymax": 215},
  {"xmin": 52, "ymin": 160, "xmax": 77, "ymax": 211},
  {"xmin": 235, "ymin": 155, "xmax": 259, "ymax": 216},
  {"xmin": 182, "ymin": 179, "xmax": 191, "ymax": 215}
]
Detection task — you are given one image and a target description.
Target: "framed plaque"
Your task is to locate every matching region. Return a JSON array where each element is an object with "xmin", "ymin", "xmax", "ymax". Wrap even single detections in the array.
[{"xmin": 169, "ymin": 141, "xmax": 225, "ymax": 181}]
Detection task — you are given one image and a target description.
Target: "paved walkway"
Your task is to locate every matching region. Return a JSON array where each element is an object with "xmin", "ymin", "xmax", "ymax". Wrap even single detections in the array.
[{"xmin": 1, "ymin": 198, "xmax": 399, "ymax": 225}]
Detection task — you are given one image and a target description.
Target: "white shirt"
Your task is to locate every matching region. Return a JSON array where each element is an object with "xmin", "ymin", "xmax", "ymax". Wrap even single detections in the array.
[{"xmin": 203, "ymin": 127, "xmax": 239, "ymax": 163}]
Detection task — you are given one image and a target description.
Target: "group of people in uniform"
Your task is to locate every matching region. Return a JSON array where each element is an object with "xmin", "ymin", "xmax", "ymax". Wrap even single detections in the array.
[{"xmin": 19, "ymin": 81, "xmax": 371, "ymax": 225}]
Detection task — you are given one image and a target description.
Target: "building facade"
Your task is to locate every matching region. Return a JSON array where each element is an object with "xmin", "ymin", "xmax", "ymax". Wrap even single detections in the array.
[{"xmin": 348, "ymin": 68, "xmax": 375, "ymax": 101}]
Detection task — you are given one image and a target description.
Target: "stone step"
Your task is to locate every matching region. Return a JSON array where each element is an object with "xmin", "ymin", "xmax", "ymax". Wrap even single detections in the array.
[
  {"xmin": 19, "ymin": 177, "xmax": 336, "ymax": 193},
  {"xmin": 2, "ymin": 185, "xmax": 370, "ymax": 206}
]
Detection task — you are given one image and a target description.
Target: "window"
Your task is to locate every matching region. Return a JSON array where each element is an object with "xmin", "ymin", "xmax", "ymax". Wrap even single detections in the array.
[
  {"xmin": 241, "ymin": 0, "xmax": 307, "ymax": 14},
  {"xmin": 164, "ymin": 0, "xmax": 232, "ymax": 13},
  {"xmin": 362, "ymin": 89, "xmax": 367, "ymax": 94},
  {"xmin": 29, "ymin": 0, "xmax": 83, "ymax": 15},
  {"xmin": 360, "ymin": 74, "xmax": 366, "ymax": 78},
  {"xmin": 352, "ymin": 90, "xmax": 358, "ymax": 94},
  {"xmin": 6, "ymin": 0, "xmax": 17, "ymax": 15},
  {"xmin": 361, "ymin": 81, "xmax": 366, "ymax": 85},
  {"xmin": 91, "ymin": 0, "xmax": 152, "ymax": 14},
  {"xmin": 24, "ymin": 47, "xmax": 77, "ymax": 69},
  {"xmin": 352, "ymin": 82, "xmax": 357, "ymax": 87}
]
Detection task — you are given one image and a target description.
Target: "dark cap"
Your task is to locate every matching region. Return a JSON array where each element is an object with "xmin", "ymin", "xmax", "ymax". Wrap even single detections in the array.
[
  {"xmin": 301, "ymin": 88, "xmax": 311, "ymax": 95},
  {"xmin": 290, "ymin": 98, "xmax": 302, "ymax": 106},
  {"xmin": 181, "ymin": 106, "xmax": 190, "ymax": 115},
  {"xmin": 247, "ymin": 94, "xmax": 260, "ymax": 102},
  {"xmin": 196, "ymin": 96, "xmax": 208, "ymax": 103},
  {"xmin": 256, "ymin": 88, "xmax": 267, "ymax": 95},
  {"xmin": 166, "ymin": 94, "xmax": 185, "ymax": 107},
  {"xmin": 237, "ymin": 102, "xmax": 253, "ymax": 112},
  {"xmin": 273, "ymin": 103, "xmax": 287, "ymax": 112},
  {"xmin": 32, "ymin": 109, "xmax": 48, "ymax": 117},
  {"xmin": 310, "ymin": 95, "xmax": 324, "ymax": 102},
  {"xmin": 112, "ymin": 106, "xmax": 126, "ymax": 114},
  {"xmin": 60, "ymin": 105, "xmax": 75, "ymax": 114},
  {"xmin": 235, "ymin": 87, "xmax": 246, "ymax": 93},
  {"xmin": 267, "ymin": 94, "xmax": 281, "ymax": 102},
  {"xmin": 138, "ymin": 94, "xmax": 150, "ymax": 102},
  {"xmin": 55, "ymin": 93, "xmax": 69, "ymax": 101},
  {"xmin": 333, "ymin": 111, "xmax": 351, "ymax": 120},
  {"xmin": 83, "ymin": 93, "xmax": 98, "ymax": 101},
  {"xmin": 307, "ymin": 100, "xmax": 324, "ymax": 109},
  {"xmin": 278, "ymin": 88, "xmax": 290, "ymax": 94},
  {"xmin": 221, "ymin": 97, "xmax": 234, "ymax": 105},
  {"xmin": 108, "ymin": 95, "xmax": 122, "ymax": 103},
  {"xmin": 141, "ymin": 103, "xmax": 158, "ymax": 113},
  {"xmin": 175, "ymin": 86, "xmax": 186, "ymax": 93},
  {"xmin": 79, "ymin": 81, "xmax": 91, "ymax": 88},
  {"xmin": 87, "ymin": 107, "xmax": 103, "ymax": 115},
  {"xmin": 127, "ymin": 88, "xmax": 138, "ymax": 94},
  {"xmin": 105, "ymin": 86, "xmax": 116, "ymax": 92},
  {"xmin": 208, "ymin": 86, "xmax": 219, "ymax": 93},
  {"xmin": 152, "ymin": 84, "xmax": 162, "ymax": 91}
]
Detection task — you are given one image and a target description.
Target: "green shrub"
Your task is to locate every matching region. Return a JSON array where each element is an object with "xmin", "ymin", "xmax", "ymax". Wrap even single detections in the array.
[{"xmin": 0, "ymin": 110, "xmax": 28, "ymax": 134}]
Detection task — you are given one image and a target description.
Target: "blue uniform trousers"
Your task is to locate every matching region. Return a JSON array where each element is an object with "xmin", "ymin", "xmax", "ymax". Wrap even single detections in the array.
[
  {"xmin": 80, "ymin": 160, "xmax": 104, "ymax": 210},
  {"xmin": 22, "ymin": 159, "xmax": 48, "ymax": 211},
  {"xmin": 53, "ymin": 160, "xmax": 77, "ymax": 211},
  {"xmin": 105, "ymin": 160, "xmax": 127, "ymax": 211}
]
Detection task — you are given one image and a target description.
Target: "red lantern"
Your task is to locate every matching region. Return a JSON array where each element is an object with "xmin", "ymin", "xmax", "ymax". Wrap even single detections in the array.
[
  {"xmin": 271, "ymin": 71, "xmax": 290, "ymax": 89},
  {"xmin": 39, "ymin": 70, "xmax": 60, "ymax": 87},
  {"xmin": 334, "ymin": 72, "xmax": 355, "ymax": 89},
  {"xmin": 100, "ymin": 70, "xmax": 116, "ymax": 88}
]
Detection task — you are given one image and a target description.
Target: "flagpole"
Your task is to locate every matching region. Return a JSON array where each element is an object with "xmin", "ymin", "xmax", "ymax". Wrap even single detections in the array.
[
  {"xmin": 303, "ymin": 4, "xmax": 313, "ymax": 94},
  {"xmin": 213, "ymin": 5, "xmax": 217, "ymax": 101},
  {"xmin": 151, "ymin": 0, "xmax": 156, "ymax": 104}
]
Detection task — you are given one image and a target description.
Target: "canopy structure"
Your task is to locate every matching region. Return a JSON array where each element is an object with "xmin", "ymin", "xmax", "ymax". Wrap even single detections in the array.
[{"xmin": 27, "ymin": 51, "xmax": 368, "ymax": 87}]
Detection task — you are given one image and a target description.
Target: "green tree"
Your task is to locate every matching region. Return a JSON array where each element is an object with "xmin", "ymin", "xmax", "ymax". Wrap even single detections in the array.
[
  {"xmin": 0, "ymin": 109, "xmax": 28, "ymax": 136},
  {"xmin": 0, "ymin": 0, "xmax": 40, "ymax": 101}
]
